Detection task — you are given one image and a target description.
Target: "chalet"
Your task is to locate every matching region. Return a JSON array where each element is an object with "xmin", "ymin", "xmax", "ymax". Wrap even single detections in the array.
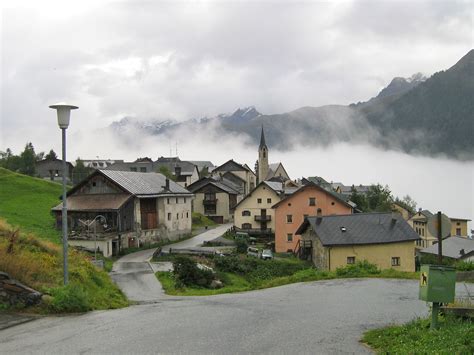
[
  {"xmin": 295, "ymin": 213, "xmax": 420, "ymax": 272},
  {"xmin": 52, "ymin": 170, "xmax": 193, "ymax": 256},
  {"xmin": 187, "ymin": 177, "xmax": 239, "ymax": 223},
  {"xmin": 36, "ymin": 158, "xmax": 74, "ymax": 184},
  {"xmin": 211, "ymin": 159, "xmax": 257, "ymax": 195}
]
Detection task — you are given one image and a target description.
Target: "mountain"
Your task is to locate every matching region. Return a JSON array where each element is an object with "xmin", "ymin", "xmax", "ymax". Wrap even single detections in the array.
[{"xmin": 109, "ymin": 51, "xmax": 473, "ymax": 160}]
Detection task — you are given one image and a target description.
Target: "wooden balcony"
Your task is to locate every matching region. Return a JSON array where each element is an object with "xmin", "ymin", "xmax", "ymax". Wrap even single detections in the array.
[
  {"xmin": 254, "ymin": 215, "xmax": 271, "ymax": 222},
  {"xmin": 203, "ymin": 199, "xmax": 217, "ymax": 205}
]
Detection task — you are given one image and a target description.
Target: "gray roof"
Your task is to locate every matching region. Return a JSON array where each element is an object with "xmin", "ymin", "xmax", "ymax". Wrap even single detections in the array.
[
  {"xmin": 297, "ymin": 213, "xmax": 420, "ymax": 246},
  {"xmin": 263, "ymin": 180, "xmax": 284, "ymax": 193},
  {"xmin": 188, "ymin": 161, "xmax": 215, "ymax": 171},
  {"xmin": 338, "ymin": 184, "xmax": 371, "ymax": 194},
  {"xmin": 420, "ymin": 236, "xmax": 474, "ymax": 260},
  {"xmin": 187, "ymin": 178, "xmax": 239, "ymax": 195},
  {"xmin": 99, "ymin": 170, "xmax": 191, "ymax": 196}
]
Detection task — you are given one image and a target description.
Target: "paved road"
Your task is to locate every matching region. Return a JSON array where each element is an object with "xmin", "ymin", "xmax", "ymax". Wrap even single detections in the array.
[
  {"xmin": 161, "ymin": 223, "xmax": 233, "ymax": 253},
  {"xmin": 110, "ymin": 224, "xmax": 232, "ymax": 303},
  {"xmin": 1, "ymin": 279, "xmax": 472, "ymax": 354}
]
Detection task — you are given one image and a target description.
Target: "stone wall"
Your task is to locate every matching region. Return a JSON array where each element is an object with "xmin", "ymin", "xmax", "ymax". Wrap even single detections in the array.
[{"xmin": 0, "ymin": 272, "xmax": 42, "ymax": 306}]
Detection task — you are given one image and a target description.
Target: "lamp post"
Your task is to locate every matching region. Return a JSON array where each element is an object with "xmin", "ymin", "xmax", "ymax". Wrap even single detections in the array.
[{"xmin": 49, "ymin": 102, "xmax": 78, "ymax": 285}]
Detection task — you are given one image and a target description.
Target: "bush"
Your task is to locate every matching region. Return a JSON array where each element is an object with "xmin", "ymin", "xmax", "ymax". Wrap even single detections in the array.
[
  {"xmin": 456, "ymin": 261, "xmax": 474, "ymax": 271},
  {"xmin": 48, "ymin": 284, "xmax": 90, "ymax": 313},
  {"xmin": 172, "ymin": 256, "xmax": 214, "ymax": 288},
  {"xmin": 335, "ymin": 260, "xmax": 381, "ymax": 277},
  {"xmin": 234, "ymin": 238, "xmax": 248, "ymax": 254}
]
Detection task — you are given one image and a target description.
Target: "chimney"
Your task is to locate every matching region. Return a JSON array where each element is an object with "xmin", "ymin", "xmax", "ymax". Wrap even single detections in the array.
[{"xmin": 165, "ymin": 178, "xmax": 170, "ymax": 191}]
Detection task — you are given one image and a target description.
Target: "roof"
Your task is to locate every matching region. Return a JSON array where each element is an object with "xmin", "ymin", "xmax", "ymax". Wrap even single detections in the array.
[
  {"xmin": 296, "ymin": 212, "xmax": 420, "ymax": 246},
  {"xmin": 154, "ymin": 159, "xmax": 197, "ymax": 175},
  {"xmin": 187, "ymin": 178, "xmax": 239, "ymax": 195},
  {"xmin": 67, "ymin": 170, "xmax": 192, "ymax": 198},
  {"xmin": 259, "ymin": 125, "xmax": 267, "ymax": 150},
  {"xmin": 420, "ymin": 236, "xmax": 474, "ymax": 259},
  {"xmin": 213, "ymin": 159, "xmax": 253, "ymax": 174},
  {"xmin": 272, "ymin": 182, "xmax": 353, "ymax": 209},
  {"xmin": 266, "ymin": 162, "xmax": 290, "ymax": 181},
  {"xmin": 188, "ymin": 161, "xmax": 215, "ymax": 171},
  {"xmin": 52, "ymin": 194, "xmax": 132, "ymax": 212},
  {"xmin": 338, "ymin": 184, "xmax": 371, "ymax": 194},
  {"xmin": 36, "ymin": 158, "xmax": 74, "ymax": 168}
]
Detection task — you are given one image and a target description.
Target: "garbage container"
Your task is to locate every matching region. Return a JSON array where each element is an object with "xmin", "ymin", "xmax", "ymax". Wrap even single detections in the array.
[{"xmin": 419, "ymin": 264, "xmax": 456, "ymax": 303}]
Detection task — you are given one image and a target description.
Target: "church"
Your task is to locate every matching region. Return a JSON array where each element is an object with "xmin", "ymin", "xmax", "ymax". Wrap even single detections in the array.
[{"xmin": 255, "ymin": 126, "xmax": 291, "ymax": 183}]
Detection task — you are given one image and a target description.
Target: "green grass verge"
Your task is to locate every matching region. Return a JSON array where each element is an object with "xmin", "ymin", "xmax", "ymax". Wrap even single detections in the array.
[
  {"xmin": 0, "ymin": 168, "xmax": 62, "ymax": 243},
  {"xmin": 362, "ymin": 317, "xmax": 474, "ymax": 354},
  {"xmin": 192, "ymin": 212, "xmax": 217, "ymax": 232},
  {"xmin": 156, "ymin": 260, "xmax": 419, "ymax": 296}
]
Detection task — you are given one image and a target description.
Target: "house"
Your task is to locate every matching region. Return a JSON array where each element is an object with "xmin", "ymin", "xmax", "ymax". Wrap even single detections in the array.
[
  {"xmin": 81, "ymin": 159, "xmax": 124, "ymax": 169},
  {"xmin": 419, "ymin": 236, "xmax": 474, "ymax": 262},
  {"xmin": 273, "ymin": 183, "xmax": 354, "ymax": 253},
  {"xmin": 211, "ymin": 159, "xmax": 257, "ymax": 195},
  {"xmin": 36, "ymin": 158, "xmax": 74, "ymax": 184},
  {"xmin": 301, "ymin": 176, "xmax": 334, "ymax": 192},
  {"xmin": 155, "ymin": 157, "xmax": 200, "ymax": 188},
  {"xmin": 105, "ymin": 156, "xmax": 200, "ymax": 188},
  {"xmin": 233, "ymin": 181, "xmax": 297, "ymax": 236},
  {"xmin": 51, "ymin": 170, "xmax": 193, "ymax": 256},
  {"xmin": 392, "ymin": 202, "xmax": 412, "ymax": 220},
  {"xmin": 255, "ymin": 126, "xmax": 290, "ymax": 183},
  {"xmin": 188, "ymin": 160, "xmax": 216, "ymax": 176},
  {"xmin": 408, "ymin": 210, "xmax": 471, "ymax": 249},
  {"xmin": 187, "ymin": 177, "xmax": 239, "ymax": 223},
  {"xmin": 333, "ymin": 183, "xmax": 371, "ymax": 196},
  {"xmin": 295, "ymin": 213, "xmax": 420, "ymax": 272}
]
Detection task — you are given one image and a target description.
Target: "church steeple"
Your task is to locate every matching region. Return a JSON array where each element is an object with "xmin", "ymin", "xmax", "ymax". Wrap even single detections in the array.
[
  {"xmin": 259, "ymin": 125, "xmax": 267, "ymax": 150},
  {"xmin": 257, "ymin": 125, "xmax": 269, "ymax": 183}
]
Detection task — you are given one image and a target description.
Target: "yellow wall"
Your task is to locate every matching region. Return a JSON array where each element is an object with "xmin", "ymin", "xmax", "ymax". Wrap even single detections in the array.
[
  {"xmin": 234, "ymin": 184, "xmax": 281, "ymax": 231},
  {"xmin": 192, "ymin": 191, "xmax": 232, "ymax": 222},
  {"xmin": 327, "ymin": 241, "xmax": 416, "ymax": 272},
  {"xmin": 450, "ymin": 219, "xmax": 469, "ymax": 236}
]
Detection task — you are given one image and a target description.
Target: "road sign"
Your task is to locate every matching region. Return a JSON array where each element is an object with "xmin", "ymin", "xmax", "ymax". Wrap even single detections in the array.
[{"xmin": 427, "ymin": 213, "xmax": 451, "ymax": 238}]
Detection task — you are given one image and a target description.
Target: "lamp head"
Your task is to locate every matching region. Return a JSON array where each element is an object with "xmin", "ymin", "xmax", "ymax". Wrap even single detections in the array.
[{"xmin": 49, "ymin": 102, "xmax": 78, "ymax": 129}]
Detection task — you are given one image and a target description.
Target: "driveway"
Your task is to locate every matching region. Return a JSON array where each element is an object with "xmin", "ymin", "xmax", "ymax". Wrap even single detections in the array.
[
  {"xmin": 1, "ymin": 279, "xmax": 472, "ymax": 354},
  {"xmin": 110, "ymin": 224, "xmax": 232, "ymax": 303}
]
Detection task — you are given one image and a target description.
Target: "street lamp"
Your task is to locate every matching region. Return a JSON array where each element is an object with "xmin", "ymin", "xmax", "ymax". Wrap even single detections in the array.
[{"xmin": 49, "ymin": 102, "xmax": 78, "ymax": 285}]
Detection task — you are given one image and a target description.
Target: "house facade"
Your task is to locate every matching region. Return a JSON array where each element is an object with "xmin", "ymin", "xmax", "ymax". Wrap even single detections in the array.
[
  {"xmin": 234, "ymin": 181, "xmax": 296, "ymax": 236},
  {"xmin": 212, "ymin": 159, "xmax": 256, "ymax": 195},
  {"xmin": 52, "ymin": 170, "xmax": 193, "ymax": 256},
  {"xmin": 296, "ymin": 213, "xmax": 420, "ymax": 272},
  {"xmin": 187, "ymin": 178, "xmax": 239, "ymax": 223},
  {"xmin": 273, "ymin": 183, "xmax": 353, "ymax": 253},
  {"xmin": 36, "ymin": 158, "xmax": 74, "ymax": 184}
]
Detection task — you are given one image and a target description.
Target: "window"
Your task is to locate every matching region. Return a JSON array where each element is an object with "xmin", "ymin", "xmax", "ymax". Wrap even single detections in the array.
[
  {"xmin": 309, "ymin": 197, "xmax": 316, "ymax": 206},
  {"xmin": 140, "ymin": 167, "xmax": 147, "ymax": 172},
  {"xmin": 331, "ymin": 202, "xmax": 335, "ymax": 206},
  {"xmin": 242, "ymin": 210, "xmax": 251, "ymax": 216},
  {"xmin": 391, "ymin": 257, "xmax": 400, "ymax": 266},
  {"xmin": 317, "ymin": 208, "xmax": 322, "ymax": 216},
  {"xmin": 347, "ymin": 256, "xmax": 355, "ymax": 264},
  {"xmin": 186, "ymin": 212, "xmax": 189, "ymax": 218},
  {"xmin": 176, "ymin": 213, "xmax": 179, "ymax": 219},
  {"xmin": 303, "ymin": 214, "xmax": 308, "ymax": 221},
  {"xmin": 257, "ymin": 198, "xmax": 262, "ymax": 204},
  {"xmin": 204, "ymin": 193, "xmax": 215, "ymax": 201},
  {"xmin": 287, "ymin": 215, "xmax": 293, "ymax": 223},
  {"xmin": 167, "ymin": 198, "xmax": 170, "ymax": 204},
  {"xmin": 287, "ymin": 233, "xmax": 293, "ymax": 242},
  {"xmin": 242, "ymin": 223, "xmax": 252, "ymax": 230},
  {"xmin": 267, "ymin": 198, "xmax": 272, "ymax": 203},
  {"xmin": 456, "ymin": 228, "xmax": 462, "ymax": 235},
  {"xmin": 184, "ymin": 198, "xmax": 187, "ymax": 203},
  {"xmin": 167, "ymin": 213, "xmax": 171, "ymax": 221},
  {"xmin": 130, "ymin": 167, "xmax": 137, "ymax": 172},
  {"xmin": 176, "ymin": 198, "xmax": 179, "ymax": 203},
  {"xmin": 205, "ymin": 205, "xmax": 216, "ymax": 214}
]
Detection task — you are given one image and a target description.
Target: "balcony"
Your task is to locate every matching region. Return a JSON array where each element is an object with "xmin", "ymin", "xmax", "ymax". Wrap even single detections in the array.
[
  {"xmin": 254, "ymin": 215, "xmax": 271, "ymax": 222},
  {"xmin": 203, "ymin": 199, "xmax": 217, "ymax": 205}
]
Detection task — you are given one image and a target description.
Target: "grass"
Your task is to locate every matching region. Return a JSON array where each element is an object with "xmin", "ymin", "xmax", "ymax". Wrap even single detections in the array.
[
  {"xmin": 192, "ymin": 212, "xmax": 217, "ymax": 232},
  {"xmin": 156, "ymin": 258, "xmax": 419, "ymax": 296},
  {"xmin": 362, "ymin": 317, "xmax": 474, "ymax": 354},
  {"xmin": 0, "ymin": 168, "xmax": 62, "ymax": 243},
  {"xmin": 0, "ymin": 219, "xmax": 128, "ymax": 313}
]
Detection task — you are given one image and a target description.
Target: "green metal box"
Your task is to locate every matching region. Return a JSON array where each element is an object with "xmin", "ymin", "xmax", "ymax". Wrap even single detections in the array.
[{"xmin": 419, "ymin": 265, "xmax": 456, "ymax": 303}]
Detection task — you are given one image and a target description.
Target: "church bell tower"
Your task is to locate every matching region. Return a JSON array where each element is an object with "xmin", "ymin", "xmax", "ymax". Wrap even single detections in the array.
[{"xmin": 258, "ymin": 126, "xmax": 269, "ymax": 183}]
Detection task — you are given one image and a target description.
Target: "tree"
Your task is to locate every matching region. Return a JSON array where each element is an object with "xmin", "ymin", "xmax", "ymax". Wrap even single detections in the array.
[
  {"xmin": 157, "ymin": 166, "xmax": 176, "ymax": 181},
  {"xmin": 19, "ymin": 142, "xmax": 36, "ymax": 176},
  {"xmin": 44, "ymin": 149, "xmax": 58, "ymax": 160},
  {"xmin": 394, "ymin": 195, "xmax": 417, "ymax": 215},
  {"xmin": 366, "ymin": 184, "xmax": 393, "ymax": 212},
  {"xmin": 349, "ymin": 186, "xmax": 368, "ymax": 212},
  {"xmin": 72, "ymin": 158, "xmax": 92, "ymax": 184}
]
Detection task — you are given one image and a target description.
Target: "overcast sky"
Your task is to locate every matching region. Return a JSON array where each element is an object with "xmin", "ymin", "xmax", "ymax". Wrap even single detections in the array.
[{"xmin": 1, "ymin": 0, "xmax": 473, "ymax": 222}]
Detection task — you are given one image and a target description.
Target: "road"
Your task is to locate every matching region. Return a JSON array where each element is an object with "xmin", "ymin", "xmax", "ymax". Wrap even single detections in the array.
[
  {"xmin": 1, "ymin": 279, "xmax": 472, "ymax": 354},
  {"xmin": 110, "ymin": 224, "xmax": 232, "ymax": 303}
]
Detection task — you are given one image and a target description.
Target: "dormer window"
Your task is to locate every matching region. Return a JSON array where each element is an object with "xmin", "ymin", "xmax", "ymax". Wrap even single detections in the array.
[{"xmin": 341, "ymin": 227, "xmax": 347, "ymax": 232}]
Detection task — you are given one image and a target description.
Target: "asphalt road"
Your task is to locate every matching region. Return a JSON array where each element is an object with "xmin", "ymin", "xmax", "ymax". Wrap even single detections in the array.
[{"xmin": 2, "ymin": 279, "xmax": 471, "ymax": 354}]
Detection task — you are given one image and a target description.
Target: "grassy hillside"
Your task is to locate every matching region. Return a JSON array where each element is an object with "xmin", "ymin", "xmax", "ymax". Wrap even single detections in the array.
[
  {"xmin": 0, "ymin": 168, "xmax": 61, "ymax": 242},
  {"xmin": 0, "ymin": 219, "xmax": 128, "ymax": 312}
]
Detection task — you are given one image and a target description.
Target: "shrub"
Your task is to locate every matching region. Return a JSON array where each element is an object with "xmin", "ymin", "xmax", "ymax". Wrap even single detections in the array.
[
  {"xmin": 234, "ymin": 238, "xmax": 248, "ymax": 254},
  {"xmin": 172, "ymin": 256, "xmax": 214, "ymax": 288},
  {"xmin": 456, "ymin": 261, "xmax": 474, "ymax": 271},
  {"xmin": 48, "ymin": 284, "xmax": 90, "ymax": 313},
  {"xmin": 335, "ymin": 260, "xmax": 381, "ymax": 277}
]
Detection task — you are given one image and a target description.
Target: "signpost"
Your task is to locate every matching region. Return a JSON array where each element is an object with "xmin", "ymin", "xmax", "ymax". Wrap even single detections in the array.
[{"xmin": 427, "ymin": 212, "xmax": 451, "ymax": 263}]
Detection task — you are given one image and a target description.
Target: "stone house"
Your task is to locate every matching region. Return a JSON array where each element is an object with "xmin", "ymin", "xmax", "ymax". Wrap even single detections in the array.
[
  {"xmin": 233, "ymin": 181, "xmax": 297, "ymax": 236},
  {"xmin": 187, "ymin": 177, "xmax": 239, "ymax": 223},
  {"xmin": 295, "ymin": 212, "xmax": 420, "ymax": 272},
  {"xmin": 212, "ymin": 159, "xmax": 257, "ymax": 195},
  {"xmin": 52, "ymin": 170, "xmax": 193, "ymax": 256},
  {"xmin": 272, "ymin": 183, "xmax": 354, "ymax": 253},
  {"xmin": 36, "ymin": 158, "xmax": 74, "ymax": 184}
]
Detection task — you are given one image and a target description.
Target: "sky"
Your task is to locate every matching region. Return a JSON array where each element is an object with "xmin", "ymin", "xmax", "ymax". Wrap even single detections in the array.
[{"xmin": 1, "ymin": 0, "xmax": 473, "ymax": 224}]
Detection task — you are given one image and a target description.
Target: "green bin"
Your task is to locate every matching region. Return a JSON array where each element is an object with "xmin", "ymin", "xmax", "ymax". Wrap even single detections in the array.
[{"xmin": 419, "ymin": 265, "xmax": 456, "ymax": 303}]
